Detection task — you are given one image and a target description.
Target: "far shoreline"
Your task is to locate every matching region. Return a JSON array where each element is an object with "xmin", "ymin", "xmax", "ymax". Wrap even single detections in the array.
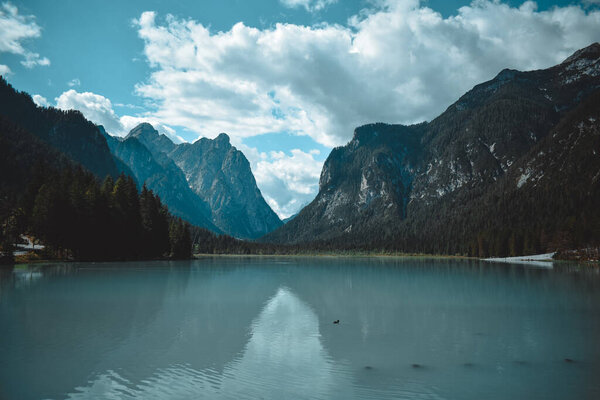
[{"xmin": 3, "ymin": 250, "xmax": 598, "ymax": 267}]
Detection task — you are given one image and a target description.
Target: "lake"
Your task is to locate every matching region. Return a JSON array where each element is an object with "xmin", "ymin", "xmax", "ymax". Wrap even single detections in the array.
[{"xmin": 1, "ymin": 257, "xmax": 599, "ymax": 399}]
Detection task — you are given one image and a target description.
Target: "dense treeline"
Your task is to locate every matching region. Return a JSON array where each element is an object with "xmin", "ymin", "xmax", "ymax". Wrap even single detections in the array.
[
  {"xmin": 261, "ymin": 68, "xmax": 600, "ymax": 257},
  {"xmin": 0, "ymin": 78, "xmax": 193, "ymax": 262},
  {"xmin": 3, "ymin": 68, "xmax": 599, "ymax": 259},
  {"xmin": 1, "ymin": 162, "xmax": 192, "ymax": 261},
  {"xmin": 0, "ymin": 77, "xmax": 122, "ymax": 180}
]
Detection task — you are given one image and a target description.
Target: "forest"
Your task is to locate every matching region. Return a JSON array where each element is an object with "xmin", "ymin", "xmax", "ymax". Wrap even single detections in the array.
[
  {"xmin": 1, "ymin": 165, "xmax": 192, "ymax": 262},
  {"xmin": 1, "ymin": 74, "xmax": 599, "ymax": 261}
]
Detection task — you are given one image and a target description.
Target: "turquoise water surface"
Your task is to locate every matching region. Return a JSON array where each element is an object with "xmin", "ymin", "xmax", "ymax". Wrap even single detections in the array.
[{"xmin": 1, "ymin": 257, "xmax": 599, "ymax": 399}]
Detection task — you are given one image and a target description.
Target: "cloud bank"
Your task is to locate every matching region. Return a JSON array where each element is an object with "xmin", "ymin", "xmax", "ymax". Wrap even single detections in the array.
[
  {"xmin": 133, "ymin": 0, "xmax": 600, "ymax": 148},
  {"xmin": 54, "ymin": 89, "xmax": 183, "ymax": 143},
  {"xmin": 53, "ymin": 87, "xmax": 322, "ymax": 218},
  {"xmin": 252, "ymin": 148, "xmax": 323, "ymax": 218},
  {"xmin": 48, "ymin": 1, "xmax": 600, "ymax": 218}
]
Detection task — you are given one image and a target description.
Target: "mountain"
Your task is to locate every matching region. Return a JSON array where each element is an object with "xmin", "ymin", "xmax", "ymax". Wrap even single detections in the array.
[
  {"xmin": 100, "ymin": 130, "xmax": 218, "ymax": 231},
  {"xmin": 0, "ymin": 115, "xmax": 75, "ymax": 200},
  {"xmin": 263, "ymin": 43, "xmax": 600, "ymax": 256},
  {"xmin": 125, "ymin": 124, "xmax": 282, "ymax": 239},
  {"xmin": 282, "ymin": 214, "xmax": 298, "ymax": 224},
  {"xmin": 0, "ymin": 77, "xmax": 121, "ymax": 180},
  {"xmin": 126, "ymin": 123, "xmax": 177, "ymax": 155}
]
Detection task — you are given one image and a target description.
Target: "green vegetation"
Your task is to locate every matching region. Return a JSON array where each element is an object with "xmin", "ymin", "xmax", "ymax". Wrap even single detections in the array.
[
  {"xmin": 0, "ymin": 77, "xmax": 193, "ymax": 262},
  {"xmin": 1, "ymin": 161, "xmax": 192, "ymax": 261}
]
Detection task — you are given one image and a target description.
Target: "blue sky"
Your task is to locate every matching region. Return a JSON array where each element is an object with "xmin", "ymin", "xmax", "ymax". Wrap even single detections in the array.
[{"xmin": 1, "ymin": 0, "xmax": 599, "ymax": 217}]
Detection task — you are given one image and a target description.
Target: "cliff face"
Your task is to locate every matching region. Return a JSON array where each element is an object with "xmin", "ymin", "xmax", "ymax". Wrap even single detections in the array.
[
  {"xmin": 0, "ymin": 78, "xmax": 280, "ymax": 238},
  {"xmin": 125, "ymin": 126, "xmax": 282, "ymax": 239},
  {"xmin": 168, "ymin": 133, "xmax": 282, "ymax": 239},
  {"xmin": 268, "ymin": 123, "xmax": 424, "ymax": 243},
  {"xmin": 263, "ymin": 43, "xmax": 600, "ymax": 255},
  {"xmin": 104, "ymin": 133, "xmax": 218, "ymax": 231}
]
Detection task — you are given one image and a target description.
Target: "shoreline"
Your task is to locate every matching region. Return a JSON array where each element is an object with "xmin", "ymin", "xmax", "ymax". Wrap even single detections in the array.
[
  {"xmin": 3, "ymin": 251, "xmax": 598, "ymax": 266},
  {"xmin": 193, "ymin": 252, "xmax": 475, "ymax": 259}
]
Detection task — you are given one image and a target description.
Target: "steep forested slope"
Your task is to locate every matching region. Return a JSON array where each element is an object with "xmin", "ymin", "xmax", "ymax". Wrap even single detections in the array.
[{"xmin": 264, "ymin": 43, "xmax": 600, "ymax": 256}]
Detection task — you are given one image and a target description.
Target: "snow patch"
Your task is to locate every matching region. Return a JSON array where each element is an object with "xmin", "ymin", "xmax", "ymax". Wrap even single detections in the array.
[
  {"xmin": 484, "ymin": 252, "xmax": 555, "ymax": 268},
  {"xmin": 561, "ymin": 56, "xmax": 600, "ymax": 84},
  {"xmin": 517, "ymin": 169, "xmax": 532, "ymax": 188}
]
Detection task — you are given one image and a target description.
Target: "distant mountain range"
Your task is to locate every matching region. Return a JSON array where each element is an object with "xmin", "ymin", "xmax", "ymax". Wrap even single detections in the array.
[
  {"xmin": 2, "ymin": 43, "xmax": 599, "ymax": 256},
  {"xmin": 108, "ymin": 123, "xmax": 282, "ymax": 239},
  {"xmin": 0, "ymin": 77, "xmax": 281, "ymax": 240},
  {"xmin": 264, "ymin": 43, "xmax": 600, "ymax": 256}
]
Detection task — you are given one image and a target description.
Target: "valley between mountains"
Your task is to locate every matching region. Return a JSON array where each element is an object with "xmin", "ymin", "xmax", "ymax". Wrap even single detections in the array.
[{"xmin": 1, "ymin": 43, "xmax": 599, "ymax": 259}]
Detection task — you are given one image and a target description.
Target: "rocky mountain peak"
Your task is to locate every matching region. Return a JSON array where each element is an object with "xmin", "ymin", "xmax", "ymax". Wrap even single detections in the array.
[
  {"xmin": 557, "ymin": 42, "xmax": 600, "ymax": 85},
  {"xmin": 127, "ymin": 122, "xmax": 158, "ymax": 138},
  {"xmin": 494, "ymin": 68, "xmax": 519, "ymax": 82},
  {"xmin": 169, "ymin": 134, "xmax": 282, "ymax": 238},
  {"xmin": 127, "ymin": 123, "xmax": 176, "ymax": 157},
  {"xmin": 561, "ymin": 42, "xmax": 600, "ymax": 65},
  {"xmin": 215, "ymin": 132, "xmax": 231, "ymax": 146},
  {"xmin": 112, "ymin": 123, "xmax": 280, "ymax": 237},
  {"xmin": 263, "ymin": 43, "xmax": 600, "ymax": 254}
]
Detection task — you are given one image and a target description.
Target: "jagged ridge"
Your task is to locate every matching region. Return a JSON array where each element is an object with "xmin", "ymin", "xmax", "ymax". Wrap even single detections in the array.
[
  {"xmin": 123, "ymin": 124, "xmax": 282, "ymax": 239},
  {"xmin": 263, "ymin": 43, "xmax": 600, "ymax": 256}
]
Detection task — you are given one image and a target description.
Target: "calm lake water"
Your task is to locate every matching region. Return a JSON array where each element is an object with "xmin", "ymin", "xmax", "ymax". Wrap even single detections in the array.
[{"xmin": 1, "ymin": 257, "xmax": 599, "ymax": 399}]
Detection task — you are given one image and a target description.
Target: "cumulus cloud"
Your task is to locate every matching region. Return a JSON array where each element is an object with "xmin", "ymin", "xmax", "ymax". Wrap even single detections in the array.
[
  {"xmin": 0, "ymin": 2, "xmax": 49, "ymax": 69},
  {"xmin": 279, "ymin": 0, "xmax": 338, "ymax": 12},
  {"xmin": 228, "ymin": 139, "xmax": 321, "ymax": 218},
  {"xmin": 54, "ymin": 89, "xmax": 184, "ymax": 143},
  {"xmin": 52, "ymin": 87, "xmax": 315, "ymax": 217},
  {"xmin": 56, "ymin": 89, "xmax": 125, "ymax": 135},
  {"xmin": 132, "ymin": 1, "xmax": 600, "ymax": 149},
  {"xmin": 252, "ymin": 149, "xmax": 324, "ymax": 218},
  {"xmin": 32, "ymin": 94, "xmax": 49, "ymax": 107},
  {"xmin": 0, "ymin": 64, "xmax": 10, "ymax": 75}
]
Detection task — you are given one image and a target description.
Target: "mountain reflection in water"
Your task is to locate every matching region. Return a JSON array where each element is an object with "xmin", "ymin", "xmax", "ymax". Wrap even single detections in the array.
[{"xmin": 1, "ymin": 258, "xmax": 599, "ymax": 400}]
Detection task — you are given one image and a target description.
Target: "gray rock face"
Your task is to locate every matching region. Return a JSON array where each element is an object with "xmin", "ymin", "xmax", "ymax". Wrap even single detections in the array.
[
  {"xmin": 124, "ymin": 125, "xmax": 282, "ymax": 239},
  {"xmin": 126, "ymin": 123, "xmax": 177, "ymax": 155},
  {"xmin": 168, "ymin": 133, "xmax": 282, "ymax": 239},
  {"xmin": 268, "ymin": 123, "xmax": 423, "ymax": 243},
  {"xmin": 264, "ymin": 43, "xmax": 600, "ymax": 247},
  {"xmin": 102, "ymin": 131, "xmax": 218, "ymax": 232}
]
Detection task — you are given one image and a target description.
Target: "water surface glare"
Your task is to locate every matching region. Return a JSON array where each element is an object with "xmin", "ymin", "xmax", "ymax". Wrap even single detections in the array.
[{"xmin": 1, "ymin": 257, "xmax": 599, "ymax": 399}]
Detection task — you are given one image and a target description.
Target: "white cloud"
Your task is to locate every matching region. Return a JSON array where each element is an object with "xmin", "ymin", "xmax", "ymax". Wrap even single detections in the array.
[
  {"xmin": 0, "ymin": 64, "xmax": 10, "ymax": 75},
  {"xmin": 54, "ymin": 89, "xmax": 183, "ymax": 143},
  {"xmin": 279, "ymin": 0, "xmax": 338, "ymax": 12},
  {"xmin": 252, "ymin": 148, "xmax": 323, "ymax": 218},
  {"xmin": 0, "ymin": 2, "xmax": 50, "ymax": 69},
  {"xmin": 128, "ymin": 1, "xmax": 600, "ymax": 218},
  {"xmin": 67, "ymin": 78, "xmax": 81, "ymax": 87},
  {"xmin": 32, "ymin": 94, "xmax": 49, "ymax": 107},
  {"xmin": 133, "ymin": 1, "xmax": 600, "ymax": 150},
  {"xmin": 56, "ymin": 89, "xmax": 125, "ymax": 135},
  {"xmin": 53, "ymin": 87, "xmax": 314, "ymax": 217}
]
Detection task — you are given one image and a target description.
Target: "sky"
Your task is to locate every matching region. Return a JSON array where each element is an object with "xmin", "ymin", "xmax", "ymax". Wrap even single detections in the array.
[{"xmin": 1, "ymin": 0, "xmax": 599, "ymax": 218}]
